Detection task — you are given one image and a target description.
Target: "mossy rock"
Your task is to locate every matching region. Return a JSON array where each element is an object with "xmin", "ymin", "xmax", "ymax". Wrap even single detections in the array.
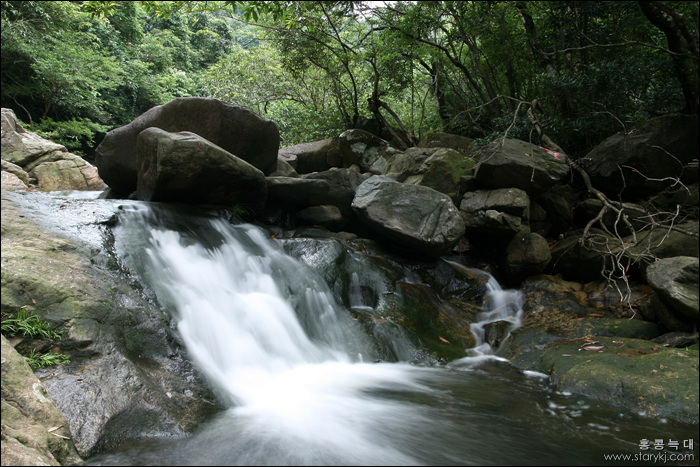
[
  {"xmin": 1, "ymin": 335, "xmax": 84, "ymax": 465},
  {"xmin": 390, "ymin": 281, "xmax": 476, "ymax": 361},
  {"xmin": 512, "ymin": 336, "xmax": 699, "ymax": 424}
]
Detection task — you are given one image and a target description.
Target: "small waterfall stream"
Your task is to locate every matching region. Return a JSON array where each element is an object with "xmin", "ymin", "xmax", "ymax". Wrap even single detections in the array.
[
  {"xmin": 52, "ymin": 198, "xmax": 691, "ymax": 466},
  {"xmin": 442, "ymin": 260, "xmax": 524, "ymax": 369}
]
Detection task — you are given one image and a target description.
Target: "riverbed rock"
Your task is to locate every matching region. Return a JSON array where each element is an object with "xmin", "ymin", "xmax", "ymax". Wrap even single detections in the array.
[
  {"xmin": 303, "ymin": 168, "xmax": 368, "ymax": 217},
  {"xmin": 337, "ymin": 129, "xmax": 399, "ymax": 174},
  {"xmin": 459, "ymin": 188, "xmax": 530, "ymax": 237},
  {"xmin": 645, "ymin": 256, "xmax": 699, "ymax": 322},
  {"xmin": 627, "ymin": 220, "xmax": 699, "ymax": 261},
  {"xmin": 583, "ymin": 114, "xmax": 699, "ymax": 199},
  {"xmin": 2, "ymin": 159, "xmax": 30, "ymax": 190},
  {"xmin": 95, "ymin": 98, "xmax": 279, "ymax": 197},
  {"xmin": 1, "ymin": 108, "xmax": 105, "ymax": 192},
  {"xmin": 135, "ymin": 128, "xmax": 267, "ymax": 214},
  {"xmin": 2, "ymin": 160, "xmax": 30, "ymax": 186},
  {"xmin": 1, "ymin": 195, "xmax": 222, "ymax": 458},
  {"xmin": 1, "ymin": 334, "xmax": 83, "ymax": 466},
  {"xmin": 533, "ymin": 191, "xmax": 572, "ymax": 237},
  {"xmin": 269, "ymin": 158, "xmax": 299, "ymax": 177},
  {"xmin": 504, "ymin": 232, "xmax": 551, "ymax": 278},
  {"xmin": 278, "ymin": 138, "xmax": 341, "ymax": 174},
  {"xmin": 351, "ymin": 175, "xmax": 465, "ymax": 257},
  {"xmin": 266, "ymin": 176, "xmax": 330, "ymax": 207},
  {"xmin": 473, "ymin": 138, "xmax": 570, "ymax": 194},
  {"xmin": 383, "ymin": 147, "xmax": 476, "ymax": 201},
  {"xmin": 280, "ymin": 236, "xmax": 478, "ymax": 362},
  {"xmin": 417, "ymin": 132, "xmax": 473, "ymax": 157},
  {"xmin": 295, "ymin": 205, "xmax": 345, "ymax": 230},
  {"xmin": 549, "ymin": 218, "xmax": 700, "ymax": 284},
  {"xmin": 574, "ymin": 198, "xmax": 649, "ymax": 238}
]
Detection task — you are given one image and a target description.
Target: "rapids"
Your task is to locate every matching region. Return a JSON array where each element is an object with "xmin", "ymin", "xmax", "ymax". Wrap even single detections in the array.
[{"xmin": 4, "ymin": 190, "xmax": 695, "ymax": 466}]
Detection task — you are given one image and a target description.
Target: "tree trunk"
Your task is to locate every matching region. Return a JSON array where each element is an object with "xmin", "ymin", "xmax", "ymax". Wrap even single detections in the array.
[
  {"xmin": 515, "ymin": 1, "xmax": 572, "ymax": 117},
  {"xmin": 419, "ymin": 60, "xmax": 450, "ymax": 129},
  {"xmin": 639, "ymin": 1, "xmax": 700, "ymax": 115}
]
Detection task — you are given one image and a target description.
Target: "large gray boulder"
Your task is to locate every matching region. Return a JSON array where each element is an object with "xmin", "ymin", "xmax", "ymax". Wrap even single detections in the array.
[
  {"xmin": 95, "ymin": 98, "xmax": 279, "ymax": 196},
  {"xmin": 135, "ymin": 128, "xmax": 267, "ymax": 214},
  {"xmin": 337, "ymin": 129, "xmax": 399, "ymax": 173},
  {"xmin": 1, "ymin": 108, "xmax": 105, "ymax": 191},
  {"xmin": 473, "ymin": 138, "xmax": 569, "ymax": 193},
  {"xmin": 459, "ymin": 188, "xmax": 530, "ymax": 236},
  {"xmin": 351, "ymin": 175, "xmax": 465, "ymax": 257},
  {"xmin": 383, "ymin": 147, "xmax": 477, "ymax": 201},
  {"xmin": 583, "ymin": 114, "xmax": 699, "ymax": 198},
  {"xmin": 645, "ymin": 256, "xmax": 699, "ymax": 322},
  {"xmin": 278, "ymin": 139, "xmax": 341, "ymax": 174}
]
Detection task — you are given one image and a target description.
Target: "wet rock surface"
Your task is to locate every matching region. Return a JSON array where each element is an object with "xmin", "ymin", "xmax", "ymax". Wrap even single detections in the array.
[{"xmin": 1, "ymin": 193, "xmax": 223, "ymax": 458}]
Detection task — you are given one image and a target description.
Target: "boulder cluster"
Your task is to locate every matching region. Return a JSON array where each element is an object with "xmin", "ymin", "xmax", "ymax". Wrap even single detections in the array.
[
  {"xmin": 1, "ymin": 108, "xmax": 105, "ymax": 192},
  {"xmin": 2, "ymin": 99, "xmax": 698, "ymax": 454},
  {"xmin": 3, "ymin": 98, "xmax": 698, "ymax": 335}
]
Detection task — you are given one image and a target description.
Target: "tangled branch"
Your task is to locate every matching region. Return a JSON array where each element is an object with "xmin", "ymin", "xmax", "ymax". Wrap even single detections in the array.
[{"xmin": 526, "ymin": 100, "xmax": 692, "ymax": 317}]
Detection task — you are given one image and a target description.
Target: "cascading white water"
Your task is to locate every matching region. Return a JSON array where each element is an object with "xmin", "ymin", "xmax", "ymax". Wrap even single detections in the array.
[
  {"xmin": 113, "ymin": 203, "xmax": 447, "ymax": 464},
  {"xmin": 440, "ymin": 260, "xmax": 524, "ymax": 369},
  {"xmin": 468, "ymin": 274, "xmax": 524, "ymax": 355},
  {"xmin": 85, "ymin": 200, "xmax": 697, "ymax": 466}
]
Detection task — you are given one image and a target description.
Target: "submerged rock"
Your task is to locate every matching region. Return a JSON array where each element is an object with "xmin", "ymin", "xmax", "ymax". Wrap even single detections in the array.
[
  {"xmin": 503, "ymin": 274, "xmax": 699, "ymax": 424},
  {"xmin": 513, "ymin": 336, "xmax": 699, "ymax": 424}
]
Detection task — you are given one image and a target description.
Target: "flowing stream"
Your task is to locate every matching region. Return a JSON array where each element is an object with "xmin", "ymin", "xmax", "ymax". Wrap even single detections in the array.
[{"xmin": 14, "ymin": 193, "xmax": 692, "ymax": 466}]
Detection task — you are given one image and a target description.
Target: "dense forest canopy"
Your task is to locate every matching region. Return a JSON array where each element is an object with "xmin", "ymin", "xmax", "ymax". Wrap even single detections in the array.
[{"xmin": 1, "ymin": 1, "xmax": 697, "ymax": 158}]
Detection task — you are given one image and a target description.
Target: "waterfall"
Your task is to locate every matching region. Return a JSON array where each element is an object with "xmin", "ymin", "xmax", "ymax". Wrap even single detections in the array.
[
  {"xmin": 470, "ymin": 274, "xmax": 524, "ymax": 354},
  {"xmin": 442, "ymin": 260, "xmax": 524, "ymax": 368},
  {"xmin": 82, "ymin": 199, "xmax": 693, "ymax": 466},
  {"xmin": 112, "ymin": 203, "xmax": 445, "ymax": 464}
]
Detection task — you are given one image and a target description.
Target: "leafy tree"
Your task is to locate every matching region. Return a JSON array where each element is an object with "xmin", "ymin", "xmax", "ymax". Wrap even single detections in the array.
[
  {"xmin": 204, "ymin": 40, "xmax": 348, "ymax": 144},
  {"xmin": 1, "ymin": 1, "xmax": 123, "ymax": 123},
  {"xmin": 2, "ymin": 0, "xmax": 695, "ymax": 158},
  {"xmin": 1, "ymin": 1, "xmax": 241, "ymax": 154}
]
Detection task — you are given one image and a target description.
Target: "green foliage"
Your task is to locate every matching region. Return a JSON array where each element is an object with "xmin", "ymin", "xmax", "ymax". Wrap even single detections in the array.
[
  {"xmin": 2, "ymin": 1, "xmax": 696, "ymax": 158},
  {"xmin": 1, "ymin": 1, "xmax": 124, "ymax": 122},
  {"xmin": 27, "ymin": 118, "xmax": 111, "ymax": 156},
  {"xmin": 203, "ymin": 40, "xmax": 348, "ymax": 144},
  {"xmin": 1, "ymin": 1, "xmax": 237, "ymax": 133},
  {"xmin": 24, "ymin": 348, "xmax": 71, "ymax": 368},
  {"xmin": 1, "ymin": 307, "xmax": 63, "ymax": 340},
  {"xmin": 2, "ymin": 308, "xmax": 70, "ymax": 369}
]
